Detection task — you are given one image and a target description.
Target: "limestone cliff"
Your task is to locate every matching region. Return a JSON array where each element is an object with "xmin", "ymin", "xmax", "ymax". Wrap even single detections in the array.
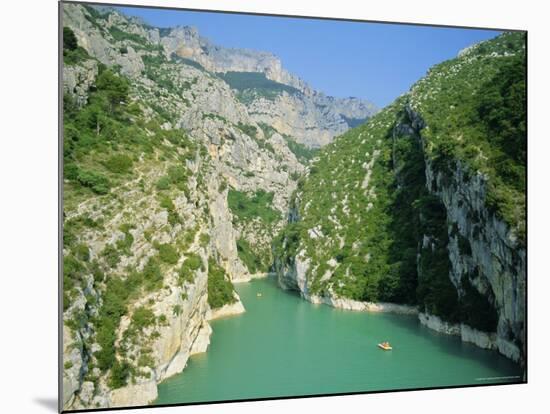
[{"xmin": 159, "ymin": 23, "xmax": 377, "ymax": 147}]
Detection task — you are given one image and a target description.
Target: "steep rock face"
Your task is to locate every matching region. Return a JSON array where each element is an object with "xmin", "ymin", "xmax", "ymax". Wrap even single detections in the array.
[
  {"xmin": 159, "ymin": 25, "xmax": 377, "ymax": 147},
  {"xmin": 63, "ymin": 59, "xmax": 98, "ymax": 107},
  {"xmin": 398, "ymin": 105, "xmax": 525, "ymax": 362},
  {"xmin": 207, "ymin": 178, "xmax": 249, "ymax": 281},
  {"xmin": 63, "ymin": 5, "xmax": 145, "ymax": 76},
  {"xmin": 161, "ymin": 26, "xmax": 308, "ymax": 91},
  {"xmin": 424, "ymin": 153, "xmax": 525, "ymax": 361},
  {"xmin": 276, "ymin": 246, "xmax": 417, "ymax": 316},
  {"xmin": 62, "ymin": 325, "xmax": 84, "ymax": 407},
  {"xmin": 246, "ymin": 92, "xmax": 374, "ymax": 148}
]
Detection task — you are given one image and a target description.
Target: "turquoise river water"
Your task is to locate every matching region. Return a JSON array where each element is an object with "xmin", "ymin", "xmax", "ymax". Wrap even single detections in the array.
[{"xmin": 155, "ymin": 276, "xmax": 521, "ymax": 405}]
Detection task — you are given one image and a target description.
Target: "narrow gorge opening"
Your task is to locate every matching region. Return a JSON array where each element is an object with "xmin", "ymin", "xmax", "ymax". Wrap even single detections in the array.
[{"xmin": 61, "ymin": 4, "xmax": 526, "ymax": 410}]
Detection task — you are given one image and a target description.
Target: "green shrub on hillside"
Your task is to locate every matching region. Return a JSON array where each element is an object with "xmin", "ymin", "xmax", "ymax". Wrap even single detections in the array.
[
  {"xmin": 217, "ymin": 71, "xmax": 300, "ymax": 97},
  {"xmin": 116, "ymin": 226, "xmax": 134, "ymax": 256},
  {"xmin": 158, "ymin": 195, "xmax": 180, "ymax": 225},
  {"xmin": 236, "ymin": 122, "xmax": 258, "ymax": 139},
  {"xmin": 236, "ymin": 238, "xmax": 265, "ymax": 274},
  {"xmin": 63, "ymin": 26, "xmax": 90, "ymax": 65},
  {"xmin": 95, "ymin": 69, "xmax": 130, "ymax": 112},
  {"xmin": 155, "ymin": 176, "xmax": 171, "ymax": 191},
  {"xmin": 207, "ymin": 259, "xmax": 236, "ymax": 309},
  {"xmin": 142, "ymin": 257, "xmax": 163, "ymax": 291},
  {"xmin": 178, "ymin": 253, "xmax": 203, "ymax": 285},
  {"xmin": 199, "ymin": 233, "xmax": 210, "ymax": 247},
  {"xmin": 76, "ymin": 169, "xmax": 110, "ymax": 195},
  {"xmin": 131, "ymin": 307, "xmax": 156, "ymax": 331},
  {"xmin": 156, "ymin": 243, "xmax": 179, "ymax": 264},
  {"xmin": 156, "ymin": 166, "xmax": 188, "ymax": 193},
  {"xmin": 63, "ymin": 26, "xmax": 78, "ymax": 50},
  {"xmin": 184, "ymin": 253, "xmax": 202, "ymax": 271},
  {"xmin": 227, "ymin": 189, "xmax": 280, "ymax": 225},
  {"xmin": 73, "ymin": 243, "xmax": 90, "ymax": 262},
  {"xmin": 108, "ymin": 360, "xmax": 131, "ymax": 389},
  {"xmin": 103, "ymin": 154, "xmax": 133, "ymax": 174},
  {"xmin": 283, "ymin": 134, "xmax": 318, "ymax": 164},
  {"xmin": 101, "ymin": 244, "xmax": 120, "ymax": 268}
]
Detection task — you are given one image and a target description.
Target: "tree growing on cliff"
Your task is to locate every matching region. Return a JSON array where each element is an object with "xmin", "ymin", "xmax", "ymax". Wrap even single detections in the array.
[{"xmin": 63, "ymin": 26, "xmax": 78, "ymax": 51}]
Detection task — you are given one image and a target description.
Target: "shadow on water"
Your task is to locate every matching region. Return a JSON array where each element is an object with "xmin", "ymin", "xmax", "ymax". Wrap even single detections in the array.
[
  {"xmin": 263, "ymin": 274, "xmax": 522, "ymax": 381},
  {"xmin": 255, "ymin": 276, "xmax": 520, "ymax": 375},
  {"xmin": 253, "ymin": 276, "xmax": 521, "ymax": 380},
  {"xmin": 375, "ymin": 309, "xmax": 522, "ymax": 380}
]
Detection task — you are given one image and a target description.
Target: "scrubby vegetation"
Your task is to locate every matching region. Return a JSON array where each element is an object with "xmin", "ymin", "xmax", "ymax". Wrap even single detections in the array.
[
  {"xmin": 94, "ymin": 276, "xmax": 137, "ymax": 372},
  {"xmin": 257, "ymin": 122, "xmax": 317, "ymax": 164},
  {"xmin": 226, "ymin": 189, "xmax": 282, "ymax": 276},
  {"xmin": 155, "ymin": 243, "xmax": 179, "ymax": 264},
  {"xmin": 63, "ymin": 61, "xmax": 195, "ymax": 211},
  {"xmin": 108, "ymin": 26, "xmax": 147, "ymax": 45},
  {"xmin": 178, "ymin": 253, "xmax": 203, "ymax": 286},
  {"xmin": 171, "ymin": 54, "xmax": 207, "ymax": 71},
  {"xmin": 411, "ymin": 31, "xmax": 526, "ymax": 242},
  {"xmin": 283, "ymin": 135, "xmax": 318, "ymax": 163},
  {"xmin": 240, "ymin": 124, "xmax": 277, "ymax": 155},
  {"xmin": 218, "ymin": 71, "xmax": 301, "ymax": 102},
  {"xmin": 207, "ymin": 259, "xmax": 236, "ymax": 309},
  {"xmin": 236, "ymin": 122, "xmax": 259, "ymax": 139},
  {"xmin": 276, "ymin": 32, "xmax": 525, "ymax": 332},
  {"xmin": 63, "ymin": 26, "xmax": 91, "ymax": 65},
  {"xmin": 236, "ymin": 238, "xmax": 267, "ymax": 274},
  {"xmin": 227, "ymin": 189, "xmax": 281, "ymax": 225},
  {"xmin": 69, "ymin": 252, "xmax": 166, "ymax": 390}
]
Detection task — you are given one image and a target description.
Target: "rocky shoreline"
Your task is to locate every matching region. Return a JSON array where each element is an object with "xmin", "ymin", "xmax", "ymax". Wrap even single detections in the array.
[
  {"xmin": 418, "ymin": 312, "xmax": 521, "ymax": 362},
  {"xmin": 284, "ymin": 281, "xmax": 520, "ymax": 363},
  {"xmin": 307, "ymin": 293, "xmax": 418, "ymax": 315},
  {"xmin": 207, "ymin": 295, "xmax": 247, "ymax": 320},
  {"xmin": 112, "ymin": 295, "xmax": 246, "ymax": 409}
]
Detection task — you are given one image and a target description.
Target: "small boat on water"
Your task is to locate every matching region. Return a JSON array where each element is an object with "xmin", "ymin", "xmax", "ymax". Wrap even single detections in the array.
[
  {"xmin": 256, "ymin": 293, "xmax": 262, "ymax": 297},
  {"xmin": 378, "ymin": 341, "xmax": 393, "ymax": 351}
]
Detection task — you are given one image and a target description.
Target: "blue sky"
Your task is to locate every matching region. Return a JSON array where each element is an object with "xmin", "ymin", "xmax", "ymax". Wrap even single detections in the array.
[{"xmin": 117, "ymin": 6, "xmax": 500, "ymax": 108}]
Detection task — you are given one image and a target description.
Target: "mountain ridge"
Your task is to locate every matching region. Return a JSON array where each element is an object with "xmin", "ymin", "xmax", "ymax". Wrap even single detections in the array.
[{"xmin": 66, "ymin": 4, "xmax": 378, "ymax": 147}]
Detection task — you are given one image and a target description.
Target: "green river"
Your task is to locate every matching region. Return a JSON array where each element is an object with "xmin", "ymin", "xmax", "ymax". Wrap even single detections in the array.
[{"xmin": 155, "ymin": 276, "xmax": 521, "ymax": 405}]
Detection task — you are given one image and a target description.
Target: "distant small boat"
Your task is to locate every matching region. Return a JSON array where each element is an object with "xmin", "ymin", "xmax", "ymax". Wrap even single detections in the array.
[
  {"xmin": 378, "ymin": 342, "xmax": 393, "ymax": 351},
  {"xmin": 256, "ymin": 293, "xmax": 262, "ymax": 297}
]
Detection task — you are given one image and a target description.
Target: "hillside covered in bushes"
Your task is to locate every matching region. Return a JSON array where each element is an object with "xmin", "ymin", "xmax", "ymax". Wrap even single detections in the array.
[{"xmin": 274, "ymin": 32, "xmax": 526, "ymax": 360}]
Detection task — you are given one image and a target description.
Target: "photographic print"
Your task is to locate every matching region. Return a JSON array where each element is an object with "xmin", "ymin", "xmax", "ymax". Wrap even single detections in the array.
[{"xmin": 61, "ymin": 1, "xmax": 526, "ymax": 411}]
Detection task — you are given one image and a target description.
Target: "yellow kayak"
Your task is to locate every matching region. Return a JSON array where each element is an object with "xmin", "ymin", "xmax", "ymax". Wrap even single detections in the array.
[{"xmin": 378, "ymin": 343, "xmax": 393, "ymax": 350}]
